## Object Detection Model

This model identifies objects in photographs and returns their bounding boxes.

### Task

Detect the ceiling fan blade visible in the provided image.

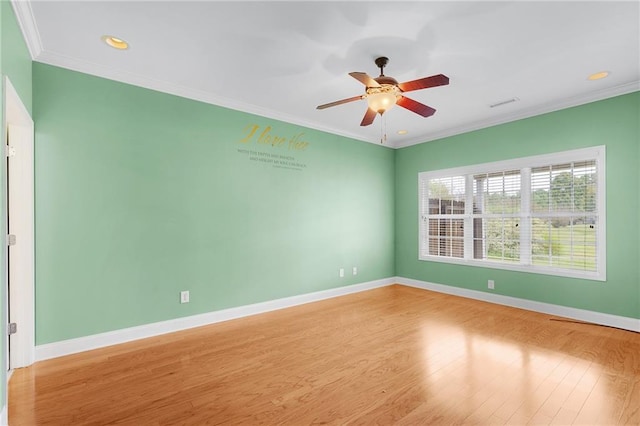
[398,74,449,92]
[316,95,363,110]
[349,72,381,88]
[360,108,377,126]
[397,96,437,117]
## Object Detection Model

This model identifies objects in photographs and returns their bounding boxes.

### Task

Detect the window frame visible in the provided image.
[418,146,606,281]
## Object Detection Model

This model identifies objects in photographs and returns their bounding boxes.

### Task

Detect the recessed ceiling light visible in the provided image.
[588,71,609,81]
[101,35,129,50]
[397,130,408,135]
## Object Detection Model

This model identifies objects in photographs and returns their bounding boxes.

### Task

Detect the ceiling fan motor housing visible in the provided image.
[374,75,399,86]
[366,84,400,98]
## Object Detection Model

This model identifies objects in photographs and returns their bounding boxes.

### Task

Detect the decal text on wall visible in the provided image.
[239,124,310,151]
[236,124,310,171]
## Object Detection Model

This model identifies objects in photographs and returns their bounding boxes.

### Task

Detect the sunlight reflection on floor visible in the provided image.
[418,319,607,424]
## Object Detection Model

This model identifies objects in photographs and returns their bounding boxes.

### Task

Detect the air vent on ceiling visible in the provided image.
[489,97,520,108]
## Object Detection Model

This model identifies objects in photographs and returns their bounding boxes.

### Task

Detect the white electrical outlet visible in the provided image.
[488,280,495,290]
[180,290,190,303]
[352,266,358,275]
[339,268,345,278]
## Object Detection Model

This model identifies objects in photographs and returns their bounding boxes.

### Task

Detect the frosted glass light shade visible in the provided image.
[367,92,397,114]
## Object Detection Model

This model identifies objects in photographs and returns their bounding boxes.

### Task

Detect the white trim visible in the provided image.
[28,42,638,149]
[33,276,639,362]
[0,403,6,426]
[595,148,606,276]
[418,145,606,178]
[35,278,395,361]
[32,50,372,146]
[520,167,532,265]
[397,277,640,333]
[3,78,36,369]
[9,0,639,149]
[418,146,606,281]
[417,255,604,281]
[463,174,474,260]
[10,0,43,60]
[0,370,12,425]
[395,81,640,149]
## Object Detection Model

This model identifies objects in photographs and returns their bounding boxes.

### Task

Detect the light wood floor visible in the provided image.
[9,285,640,425]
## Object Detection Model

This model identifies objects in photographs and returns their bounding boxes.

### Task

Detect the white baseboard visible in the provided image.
[35,278,395,361]
[1,370,13,426]
[34,276,639,362]
[397,276,640,332]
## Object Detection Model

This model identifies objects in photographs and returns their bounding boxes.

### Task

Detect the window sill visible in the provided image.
[418,255,606,282]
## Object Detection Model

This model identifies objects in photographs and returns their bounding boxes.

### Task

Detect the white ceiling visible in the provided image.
[13,1,640,148]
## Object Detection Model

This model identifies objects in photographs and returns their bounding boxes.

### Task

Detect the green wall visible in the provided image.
[7,0,640,360]
[395,92,640,319]
[1,0,33,414]
[33,63,395,344]
[1,0,31,114]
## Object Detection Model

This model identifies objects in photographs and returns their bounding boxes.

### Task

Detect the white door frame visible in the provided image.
[3,76,35,371]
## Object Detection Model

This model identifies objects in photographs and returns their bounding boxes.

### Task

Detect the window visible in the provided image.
[419,146,605,281]
[426,176,465,258]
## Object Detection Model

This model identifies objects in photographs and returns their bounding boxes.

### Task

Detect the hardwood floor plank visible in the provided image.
[9,285,640,425]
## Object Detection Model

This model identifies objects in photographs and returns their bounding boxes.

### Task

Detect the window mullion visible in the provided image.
[464,174,474,259]
[520,167,531,265]
[418,174,427,259]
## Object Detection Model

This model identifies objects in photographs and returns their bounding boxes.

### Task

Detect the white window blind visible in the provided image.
[472,170,521,263]
[421,176,466,258]
[530,161,598,272]
[418,147,605,281]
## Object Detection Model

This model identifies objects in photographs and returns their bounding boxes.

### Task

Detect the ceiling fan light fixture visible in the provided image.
[367,92,396,114]
[366,85,398,114]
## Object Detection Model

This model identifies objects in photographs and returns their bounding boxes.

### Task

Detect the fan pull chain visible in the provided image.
[380,114,388,144]
[385,115,388,144]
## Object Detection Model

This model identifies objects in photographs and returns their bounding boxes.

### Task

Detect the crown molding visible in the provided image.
[395,80,640,149]
[10,0,43,59]
[29,35,639,151]
[34,50,384,147]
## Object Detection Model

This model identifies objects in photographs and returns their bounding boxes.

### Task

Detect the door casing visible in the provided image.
[3,76,35,372]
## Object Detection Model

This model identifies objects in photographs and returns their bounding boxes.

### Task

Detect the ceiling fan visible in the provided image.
[317,57,449,126]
